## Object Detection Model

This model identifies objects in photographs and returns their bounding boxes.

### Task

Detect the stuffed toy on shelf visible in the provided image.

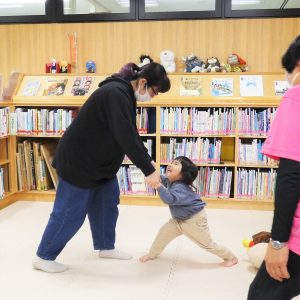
[138,55,154,68]
[227,53,249,72]
[160,50,176,73]
[204,56,222,72]
[182,54,206,73]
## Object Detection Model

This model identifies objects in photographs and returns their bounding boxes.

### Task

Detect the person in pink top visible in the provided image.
[248,35,300,300]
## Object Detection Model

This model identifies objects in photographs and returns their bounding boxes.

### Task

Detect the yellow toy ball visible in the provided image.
[242,239,251,248]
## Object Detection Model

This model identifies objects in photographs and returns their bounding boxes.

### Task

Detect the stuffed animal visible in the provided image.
[59,60,69,73]
[183,54,206,73]
[138,55,154,68]
[205,57,221,72]
[243,231,270,269]
[227,53,249,72]
[160,50,176,73]
[50,58,57,73]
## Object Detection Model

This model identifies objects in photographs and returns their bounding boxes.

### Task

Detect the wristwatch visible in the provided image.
[269,238,288,250]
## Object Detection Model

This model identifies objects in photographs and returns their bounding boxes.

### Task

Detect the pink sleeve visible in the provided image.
[262,88,300,163]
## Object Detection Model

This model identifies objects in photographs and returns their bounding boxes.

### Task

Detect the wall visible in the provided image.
[0,18,299,82]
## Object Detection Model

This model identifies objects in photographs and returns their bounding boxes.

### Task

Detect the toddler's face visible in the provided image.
[166,160,182,183]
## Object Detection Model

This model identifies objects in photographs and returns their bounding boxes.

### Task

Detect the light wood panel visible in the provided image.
[0,18,300,85]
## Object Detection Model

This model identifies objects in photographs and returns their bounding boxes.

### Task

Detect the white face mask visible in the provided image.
[134,85,152,102]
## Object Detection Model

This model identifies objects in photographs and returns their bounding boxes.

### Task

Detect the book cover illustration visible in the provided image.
[211,78,233,96]
[21,80,41,96]
[274,80,289,96]
[180,76,202,96]
[70,76,94,96]
[43,79,68,96]
[240,75,264,96]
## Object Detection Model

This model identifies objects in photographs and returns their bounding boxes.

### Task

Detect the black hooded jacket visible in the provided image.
[52,75,155,188]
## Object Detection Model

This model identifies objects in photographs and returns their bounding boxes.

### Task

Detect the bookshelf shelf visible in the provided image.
[238,164,278,168]
[16,134,62,138]
[238,135,268,138]
[160,134,236,138]
[161,161,235,167]
[1,72,285,211]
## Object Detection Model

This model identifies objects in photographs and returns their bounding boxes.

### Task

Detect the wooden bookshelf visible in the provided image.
[1,72,286,211]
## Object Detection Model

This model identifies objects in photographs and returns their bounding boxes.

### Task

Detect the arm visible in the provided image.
[271,158,300,241]
[265,158,300,282]
[104,88,155,176]
[157,184,184,205]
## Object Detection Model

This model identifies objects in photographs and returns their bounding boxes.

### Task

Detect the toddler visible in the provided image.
[140,156,238,267]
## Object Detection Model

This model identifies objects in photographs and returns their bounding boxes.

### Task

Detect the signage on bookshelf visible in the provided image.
[211,78,233,96]
[180,76,202,96]
[240,75,264,96]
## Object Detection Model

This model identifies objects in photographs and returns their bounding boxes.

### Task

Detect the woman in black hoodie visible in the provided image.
[33,62,170,273]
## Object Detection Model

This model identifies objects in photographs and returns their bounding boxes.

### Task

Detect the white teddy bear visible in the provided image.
[160,50,176,73]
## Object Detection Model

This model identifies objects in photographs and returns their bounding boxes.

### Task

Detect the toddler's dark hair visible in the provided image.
[174,156,198,185]
[282,35,300,73]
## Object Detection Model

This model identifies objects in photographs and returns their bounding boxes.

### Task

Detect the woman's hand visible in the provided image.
[265,243,290,282]
[145,170,161,189]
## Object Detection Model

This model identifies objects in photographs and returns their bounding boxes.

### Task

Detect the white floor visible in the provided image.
[0,201,299,300]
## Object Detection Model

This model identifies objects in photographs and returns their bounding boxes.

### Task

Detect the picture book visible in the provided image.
[211,78,233,96]
[70,76,94,96]
[21,79,41,96]
[40,142,58,190]
[274,80,289,96]
[43,79,68,96]
[240,75,264,96]
[180,76,202,96]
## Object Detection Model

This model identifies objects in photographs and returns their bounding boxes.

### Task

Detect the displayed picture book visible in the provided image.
[274,80,289,96]
[70,76,94,96]
[43,79,68,96]
[211,78,233,96]
[180,76,202,96]
[21,79,41,96]
[240,75,264,96]
[40,142,58,190]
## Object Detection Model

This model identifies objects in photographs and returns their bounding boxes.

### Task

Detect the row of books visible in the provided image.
[0,167,5,199]
[16,140,58,191]
[160,107,236,135]
[238,139,278,166]
[117,165,155,195]
[14,108,78,135]
[160,137,222,164]
[136,107,149,134]
[0,107,9,137]
[194,167,233,199]
[3,106,278,137]
[238,108,277,135]
[123,139,153,164]
[236,168,277,200]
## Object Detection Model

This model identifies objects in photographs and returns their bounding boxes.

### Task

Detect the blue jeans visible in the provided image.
[37,177,120,260]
